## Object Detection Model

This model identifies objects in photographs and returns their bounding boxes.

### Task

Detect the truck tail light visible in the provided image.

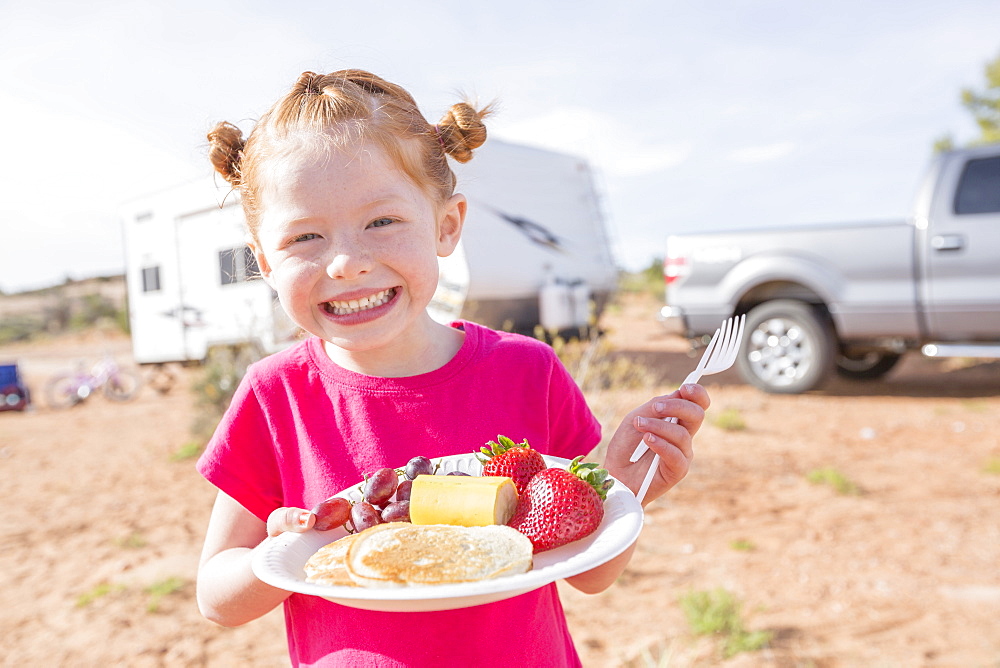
[664,255,690,286]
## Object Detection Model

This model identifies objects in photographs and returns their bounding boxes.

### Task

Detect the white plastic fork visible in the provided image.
[631,314,746,503]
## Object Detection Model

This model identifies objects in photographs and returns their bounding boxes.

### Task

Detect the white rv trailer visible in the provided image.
[120,139,618,365]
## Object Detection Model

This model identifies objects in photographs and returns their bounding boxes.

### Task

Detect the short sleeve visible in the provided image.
[196,373,283,522]
[545,351,602,460]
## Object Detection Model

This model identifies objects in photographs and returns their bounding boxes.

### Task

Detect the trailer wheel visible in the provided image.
[737,300,836,394]
[835,351,902,380]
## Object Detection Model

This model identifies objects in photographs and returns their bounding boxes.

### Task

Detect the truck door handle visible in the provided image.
[931,234,965,251]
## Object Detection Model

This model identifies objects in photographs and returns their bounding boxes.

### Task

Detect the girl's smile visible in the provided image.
[320,286,398,317]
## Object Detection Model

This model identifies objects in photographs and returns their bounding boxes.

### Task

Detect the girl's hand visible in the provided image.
[602,383,710,506]
[266,507,316,537]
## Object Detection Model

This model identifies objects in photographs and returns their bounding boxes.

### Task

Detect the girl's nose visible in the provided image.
[325,244,372,280]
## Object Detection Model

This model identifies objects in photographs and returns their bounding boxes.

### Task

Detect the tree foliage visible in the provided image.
[936,49,1000,151]
[961,51,1000,144]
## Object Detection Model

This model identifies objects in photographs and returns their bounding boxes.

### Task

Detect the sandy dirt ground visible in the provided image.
[2,292,999,667]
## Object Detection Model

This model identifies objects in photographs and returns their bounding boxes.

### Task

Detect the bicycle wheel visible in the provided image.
[103,368,142,401]
[46,374,85,409]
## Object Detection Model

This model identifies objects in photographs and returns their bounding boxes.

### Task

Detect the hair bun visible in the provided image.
[436,102,491,163]
[293,71,328,97]
[207,121,245,185]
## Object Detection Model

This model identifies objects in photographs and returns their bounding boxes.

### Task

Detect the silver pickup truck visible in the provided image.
[659,144,1000,393]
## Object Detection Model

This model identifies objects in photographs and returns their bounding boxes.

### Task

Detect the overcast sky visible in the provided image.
[1,0,998,292]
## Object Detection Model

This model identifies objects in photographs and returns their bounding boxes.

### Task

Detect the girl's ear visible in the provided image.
[436,193,466,257]
[248,238,275,289]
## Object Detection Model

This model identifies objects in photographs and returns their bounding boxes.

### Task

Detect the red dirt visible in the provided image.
[2,293,998,666]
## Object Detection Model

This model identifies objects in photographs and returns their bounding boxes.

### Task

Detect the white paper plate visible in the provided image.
[252,453,644,612]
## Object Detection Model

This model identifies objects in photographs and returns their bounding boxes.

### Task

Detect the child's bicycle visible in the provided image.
[45,354,142,409]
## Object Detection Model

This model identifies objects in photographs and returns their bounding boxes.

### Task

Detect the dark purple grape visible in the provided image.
[310,496,352,531]
[404,456,434,479]
[363,467,398,506]
[350,501,384,533]
[446,471,471,476]
[395,478,413,502]
[381,500,411,523]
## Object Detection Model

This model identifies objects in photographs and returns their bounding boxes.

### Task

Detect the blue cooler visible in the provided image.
[0,363,30,412]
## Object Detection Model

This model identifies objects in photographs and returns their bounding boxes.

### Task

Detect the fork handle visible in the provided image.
[636,453,659,503]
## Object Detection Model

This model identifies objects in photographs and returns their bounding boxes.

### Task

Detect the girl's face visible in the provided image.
[251,141,465,375]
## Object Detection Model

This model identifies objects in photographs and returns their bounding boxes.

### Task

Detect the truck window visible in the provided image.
[219,246,260,285]
[141,266,161,293]
[954,156,1000,215]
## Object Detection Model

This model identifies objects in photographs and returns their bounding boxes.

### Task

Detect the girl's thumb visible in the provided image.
[267,507,315,537]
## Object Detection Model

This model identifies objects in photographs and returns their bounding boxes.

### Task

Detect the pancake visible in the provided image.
[344,522,533,588]
[303,533,364,587]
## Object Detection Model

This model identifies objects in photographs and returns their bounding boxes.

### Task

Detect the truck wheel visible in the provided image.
[738,300,836,394]
[835,351,901,380]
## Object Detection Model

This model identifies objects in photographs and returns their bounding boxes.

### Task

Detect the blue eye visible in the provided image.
[368,218,394,229]
[292,233,319,242]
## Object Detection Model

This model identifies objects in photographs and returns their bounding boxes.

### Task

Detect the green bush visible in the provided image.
[806,467,860,495]
[190,344,263,441]
[618,258,665,298]
[542,329,652,393]
[678,588,772,658]
[145,576,186,613]
[712,407,747,431]
[75,582,126,607]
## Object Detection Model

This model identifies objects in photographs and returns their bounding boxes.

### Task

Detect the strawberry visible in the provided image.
[507,456,614,553]
[477,435,546,495]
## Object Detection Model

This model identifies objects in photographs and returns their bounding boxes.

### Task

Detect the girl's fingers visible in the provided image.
[603,384,711,502]
[266,507,315,537]
[631,385,709,426]
[678,382,711,411]
[645,434,691,487]
[635,415,695,460]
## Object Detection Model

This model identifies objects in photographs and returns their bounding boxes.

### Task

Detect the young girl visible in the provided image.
[196,69,709,667]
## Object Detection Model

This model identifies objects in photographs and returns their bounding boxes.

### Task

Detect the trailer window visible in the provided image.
[141,266,161,293]
[954,156,1000,215]
[219,246,261,285]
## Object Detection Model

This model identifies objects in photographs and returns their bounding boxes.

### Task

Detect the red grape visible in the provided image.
[363,467,399,506]
[395,478,413,502]
[350,501,383,533]
[311,496,351,531]
[404,456,434,479]
[381,500,411,523]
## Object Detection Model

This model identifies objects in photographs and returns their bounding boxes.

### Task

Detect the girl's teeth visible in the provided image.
[326,289,394,315]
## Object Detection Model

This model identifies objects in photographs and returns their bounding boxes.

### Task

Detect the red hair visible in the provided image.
[207,69,491,239]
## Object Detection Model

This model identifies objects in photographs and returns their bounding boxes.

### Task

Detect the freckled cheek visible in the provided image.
[270,263,321,309]
[407,257,443,297]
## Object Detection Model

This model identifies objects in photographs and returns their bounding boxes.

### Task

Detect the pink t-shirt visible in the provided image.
[198,321,602,667]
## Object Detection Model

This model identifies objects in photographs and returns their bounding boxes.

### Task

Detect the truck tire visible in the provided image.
[738,300,836,394]
[835,351,902,380]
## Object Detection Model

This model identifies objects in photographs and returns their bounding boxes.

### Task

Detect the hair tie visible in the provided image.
[433,125,447,151]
